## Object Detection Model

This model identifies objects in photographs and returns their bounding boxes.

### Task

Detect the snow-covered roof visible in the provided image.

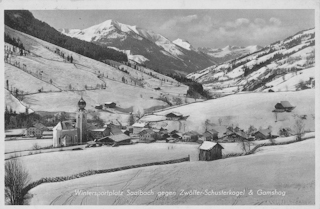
[105,102,116,105]
[107,134,131,142]
[199,141,224,150]
[132,122,148,128]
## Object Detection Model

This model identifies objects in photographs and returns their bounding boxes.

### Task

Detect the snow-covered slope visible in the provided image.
[198,45,263,64]
[189,28,315,93]
[61,19,216,74]
[5,26,188,116]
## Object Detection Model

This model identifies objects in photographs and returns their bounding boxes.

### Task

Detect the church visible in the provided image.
[52,97,88,147]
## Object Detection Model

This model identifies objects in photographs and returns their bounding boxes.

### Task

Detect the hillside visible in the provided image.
[188,28,315,95]
[29,138,315,205]
[61,19,216,74]
[4,10,128,63]
[198,45,263,64]
[4,26,189,122]
[141,89,315,134]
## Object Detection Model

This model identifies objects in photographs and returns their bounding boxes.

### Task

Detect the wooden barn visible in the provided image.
[94,104,103,109]
[104,102,116,108]
[202,129,219,141]
[224,130,248,142]
[199,141,224,161]
[275,101,295,112]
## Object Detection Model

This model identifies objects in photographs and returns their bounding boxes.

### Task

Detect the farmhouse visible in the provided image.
[275,101,295,112]
[182,131,199,142]
[104,102,116,108]
[165,112,189,121]
[199,141,224,161]
[88,128,108,140]
[138,128,157,143]
[94,104,103,109]
[53,121,78,147]
[132,122,149,134]
[202,129,219,141]
[253,128,271,140]
[25,123,48,138]
[224,129,248,142]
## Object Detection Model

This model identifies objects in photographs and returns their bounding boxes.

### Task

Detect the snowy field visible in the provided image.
[18,142,249,182]
[149,89,315,133]
[5,139,52,153]
[29,138,314,205]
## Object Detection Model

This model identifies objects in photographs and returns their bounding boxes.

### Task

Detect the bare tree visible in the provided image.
[5,159,30,205]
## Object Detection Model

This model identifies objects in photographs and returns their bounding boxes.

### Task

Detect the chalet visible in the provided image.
[253,129,271,140]
[182,131,199,142]
[25,123,48,139]
[98,134,131,146]
[171,132,183,140]
[202,129,219,141]
[138,128,156,143]
[104,102,116,108]
[132,122,149,134]
[224,130,248,142]
[275,101,295,112]
[53,121,78,147]
[170,130,179,135]
[199,141,224,161]
[165,112,189,121]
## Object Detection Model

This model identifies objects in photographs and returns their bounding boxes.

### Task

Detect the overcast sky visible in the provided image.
[30,9,314,48]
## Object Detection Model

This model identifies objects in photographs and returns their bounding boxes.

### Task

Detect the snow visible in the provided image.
[5,89,34,114]
[30,138,315,205]
[5,138,52,153]
[265,67,314,91]
[173,39,192,51]
[151,89,315,133]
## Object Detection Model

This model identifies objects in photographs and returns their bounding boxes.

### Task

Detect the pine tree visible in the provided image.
[70,55,73,63]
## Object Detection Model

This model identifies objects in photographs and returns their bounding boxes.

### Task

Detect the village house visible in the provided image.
[253,128,272,140]
[182,131,199,142]
[53,121,78,147]
[223,129,249,142]
[88,127,109,140]
[274,101,295,112]
[94,104,103,109]
[202,129,219,141]
[138,128,157,143]
[199,141,224,161]
[132,122,149,134]
[25,123,48,138]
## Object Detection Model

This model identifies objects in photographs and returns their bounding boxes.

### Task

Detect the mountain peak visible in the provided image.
[173,38,194,51]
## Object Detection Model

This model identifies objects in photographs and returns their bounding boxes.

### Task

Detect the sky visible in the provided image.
[30,9,315,48]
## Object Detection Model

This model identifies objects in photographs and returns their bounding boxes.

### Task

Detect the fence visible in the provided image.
[22,155,190,195]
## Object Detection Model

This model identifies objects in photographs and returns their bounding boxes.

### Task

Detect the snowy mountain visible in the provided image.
[60,19,216,74]
[173,39,196,51]
[188,28,315,94]
[198,45,263,64]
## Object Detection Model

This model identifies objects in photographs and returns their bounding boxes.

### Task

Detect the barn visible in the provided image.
[199,141,224,161]
[165,112,189,121]
[275,101,295,112]
[97,134,131,146]
[104,102,116,108]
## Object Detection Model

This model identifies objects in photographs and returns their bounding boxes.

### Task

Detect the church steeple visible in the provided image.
[78,97,86,110]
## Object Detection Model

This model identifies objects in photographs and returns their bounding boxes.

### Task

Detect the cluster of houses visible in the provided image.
[95,102,117,110]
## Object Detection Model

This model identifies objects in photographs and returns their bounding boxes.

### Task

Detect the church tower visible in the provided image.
[76,97,87,144]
